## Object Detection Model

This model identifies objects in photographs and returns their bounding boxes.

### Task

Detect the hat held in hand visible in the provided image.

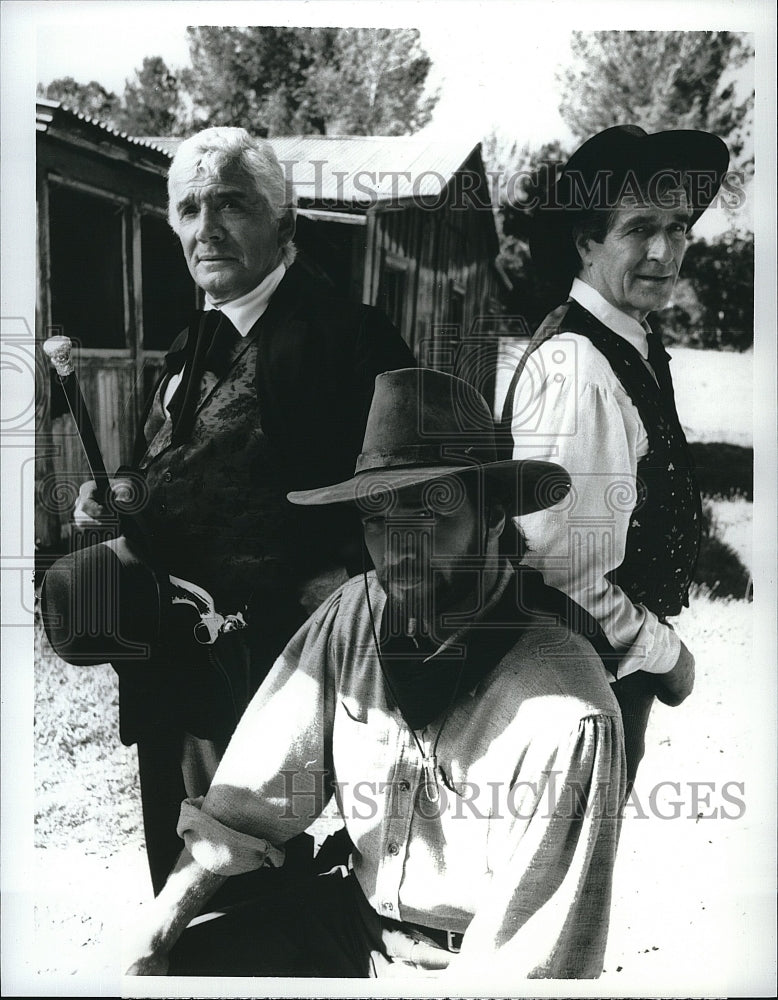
[40,535,165,666]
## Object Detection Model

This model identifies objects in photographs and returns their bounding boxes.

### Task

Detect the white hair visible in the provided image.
[167,127,297,265]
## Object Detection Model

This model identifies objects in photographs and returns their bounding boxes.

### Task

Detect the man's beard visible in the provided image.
[382,526,484,644]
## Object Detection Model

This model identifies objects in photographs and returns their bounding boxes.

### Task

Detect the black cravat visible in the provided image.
[645,325,675,398]
[168,309,240,444]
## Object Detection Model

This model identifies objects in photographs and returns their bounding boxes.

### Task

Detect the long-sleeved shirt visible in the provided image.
[508,278,683,678]
[177,567,626,979]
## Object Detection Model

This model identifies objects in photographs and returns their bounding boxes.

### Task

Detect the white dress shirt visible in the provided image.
[509,278,682,679]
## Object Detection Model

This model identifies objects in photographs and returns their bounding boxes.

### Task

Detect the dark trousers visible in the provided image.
[612,669,656,792]
[122,594,313,895]
[167,870,383,977]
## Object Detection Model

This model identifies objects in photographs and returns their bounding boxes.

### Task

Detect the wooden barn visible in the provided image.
[35,101,510,550]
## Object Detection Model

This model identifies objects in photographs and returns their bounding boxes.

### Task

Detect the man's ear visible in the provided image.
[278,208,296,248]
[574,231,590,264]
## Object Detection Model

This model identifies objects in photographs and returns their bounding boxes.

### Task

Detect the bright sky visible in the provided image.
[31,2,578,149]
[26,0,761,237]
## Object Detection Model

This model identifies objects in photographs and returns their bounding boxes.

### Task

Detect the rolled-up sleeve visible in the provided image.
[177,797,286,876]
[176,590,343,875]
[446,711,625,979]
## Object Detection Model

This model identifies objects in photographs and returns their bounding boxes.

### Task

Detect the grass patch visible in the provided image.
[690,442,753,500]
[692,498,752,602]
[35,620,143,854]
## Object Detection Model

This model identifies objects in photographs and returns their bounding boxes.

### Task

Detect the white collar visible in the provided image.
[204,262,286,337]
[569,278,650,360]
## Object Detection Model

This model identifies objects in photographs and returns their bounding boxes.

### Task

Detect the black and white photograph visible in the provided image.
[1,0,775,995]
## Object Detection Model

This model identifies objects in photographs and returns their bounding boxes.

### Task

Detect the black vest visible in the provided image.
[501,300,701,619]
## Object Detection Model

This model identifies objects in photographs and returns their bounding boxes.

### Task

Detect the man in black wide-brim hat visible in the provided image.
[124,368,626,980]
[501,124,730,787]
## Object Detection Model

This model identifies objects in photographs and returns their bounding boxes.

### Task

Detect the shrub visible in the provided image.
[693,499,752,600]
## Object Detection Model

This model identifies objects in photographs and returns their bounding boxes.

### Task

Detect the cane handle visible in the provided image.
[43,335,75,378]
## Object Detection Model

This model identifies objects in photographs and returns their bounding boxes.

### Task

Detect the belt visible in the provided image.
[381,916,463,954]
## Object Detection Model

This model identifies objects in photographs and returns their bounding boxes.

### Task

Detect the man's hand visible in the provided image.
[124,952,169,977]
[73,478,134,525]
[374,928,452,973]
[122,848,226,977]
[656,638,695,706]
[122,904,171,976]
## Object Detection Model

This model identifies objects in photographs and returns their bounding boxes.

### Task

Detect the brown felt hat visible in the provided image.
[287,368,570,513]
[530,124,730,282]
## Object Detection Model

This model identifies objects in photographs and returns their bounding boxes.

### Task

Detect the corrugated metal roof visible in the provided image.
[37,103,491,210]
[268,135,484,206]
[36,100,175,160]
[128,134,488,208]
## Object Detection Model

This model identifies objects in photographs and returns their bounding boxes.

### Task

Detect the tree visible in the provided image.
[558,31,754,174]
[656,233,754,351]
[37,77,122,126]
[116,56,184,136]
[306,28,438,135]
[180,26,321,134]
[180,26,438,136]
[483,135,572,326]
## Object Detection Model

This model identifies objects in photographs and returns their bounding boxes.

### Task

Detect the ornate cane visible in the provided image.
[43,335,112,507]
[42,334,247,645]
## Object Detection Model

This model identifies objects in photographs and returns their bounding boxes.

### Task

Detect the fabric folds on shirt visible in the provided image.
[378,563,619,730]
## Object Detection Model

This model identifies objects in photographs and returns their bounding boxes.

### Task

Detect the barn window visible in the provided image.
[141,213,197,350]
[48,183,127,350]
[448,281,466,336]
[379,253,409,336]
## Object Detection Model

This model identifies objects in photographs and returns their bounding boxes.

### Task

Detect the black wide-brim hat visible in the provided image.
[40,535,165,666]
[288,368,571,513]
[530,124,730,282]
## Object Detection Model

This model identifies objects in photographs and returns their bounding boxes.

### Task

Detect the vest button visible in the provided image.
[163,471,173,483]
[388,842,399,856]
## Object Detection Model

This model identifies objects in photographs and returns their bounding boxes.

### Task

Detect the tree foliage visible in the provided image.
[116,56,184,136]
[312,28,438,135]
[38,27,437,138]
[37,77,122,126]
[558,31,754,173]
[180,26,322,134]
[38,60,183,135]
[180,26,437,136]
[655,233,754,351]
[483,135,572,327]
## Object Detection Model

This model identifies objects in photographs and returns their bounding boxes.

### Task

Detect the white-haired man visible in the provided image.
[75,127,415,895]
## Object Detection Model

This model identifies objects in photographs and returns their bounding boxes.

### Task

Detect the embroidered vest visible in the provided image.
[501,300,701,618]
[138,329,293,610]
